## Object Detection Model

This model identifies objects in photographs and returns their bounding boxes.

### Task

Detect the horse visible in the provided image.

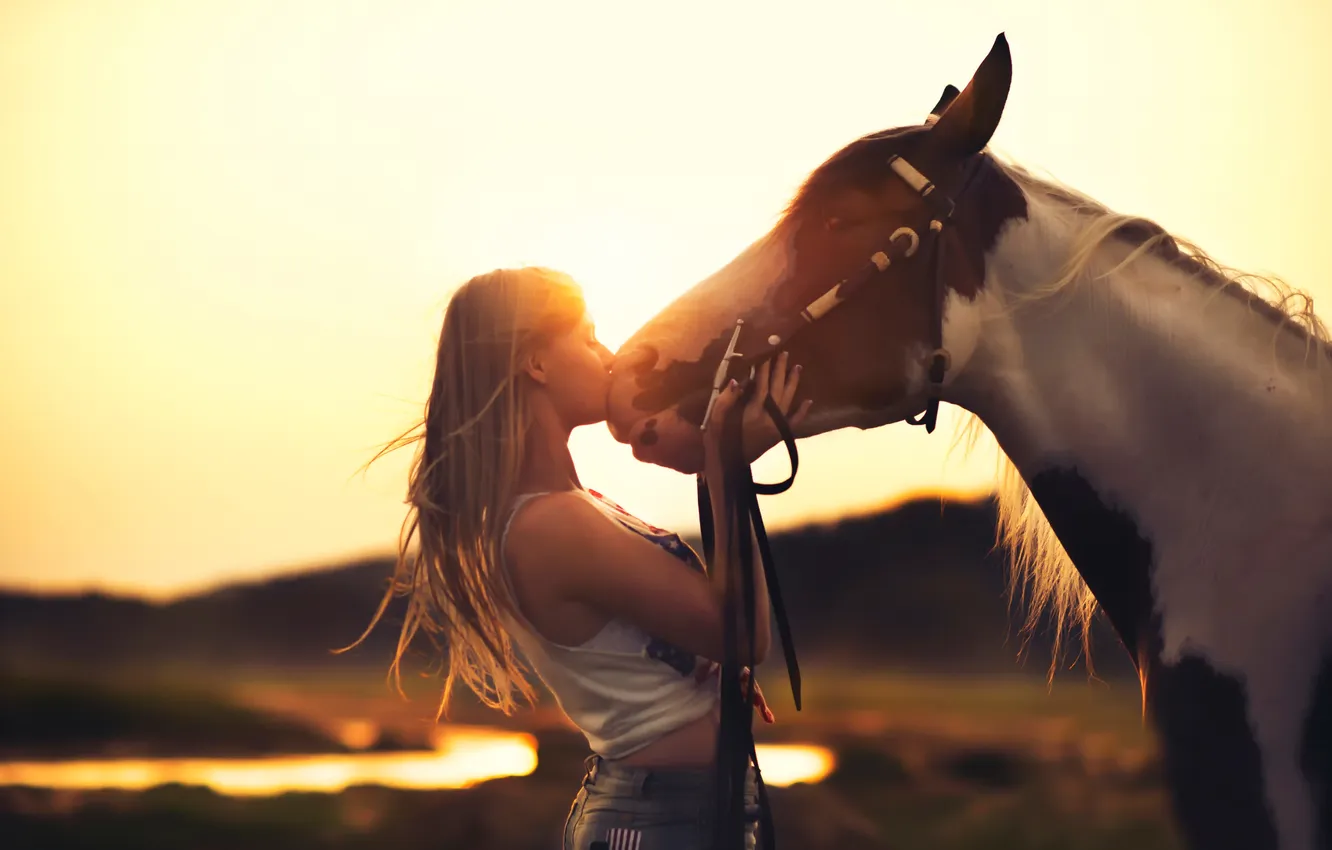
[604,33,1332,850]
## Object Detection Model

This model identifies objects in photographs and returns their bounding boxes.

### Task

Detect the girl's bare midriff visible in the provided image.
[614,705,721,767]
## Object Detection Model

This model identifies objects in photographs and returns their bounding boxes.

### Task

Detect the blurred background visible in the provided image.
[3,1,1328,847]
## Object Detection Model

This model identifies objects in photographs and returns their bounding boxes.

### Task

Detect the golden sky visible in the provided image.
[2,0,1328,598]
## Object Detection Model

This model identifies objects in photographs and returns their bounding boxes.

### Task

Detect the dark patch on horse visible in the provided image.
[946,155,1027,298]
[1151,656,1280,850]
[1027,466,1280,849]
[638,418,659,447]
[1025,467,1157,661]
[1301,651,1332,849]
[627,334,728,424]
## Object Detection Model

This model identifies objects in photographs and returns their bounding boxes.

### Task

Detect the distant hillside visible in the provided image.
[0,669,348,759]
[748,496,1133,678]
[0,496,1136,682]
[0,556,404,674]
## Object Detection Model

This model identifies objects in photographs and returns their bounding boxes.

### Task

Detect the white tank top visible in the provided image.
[499,488,719,760]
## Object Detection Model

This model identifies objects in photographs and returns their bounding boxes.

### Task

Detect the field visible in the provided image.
[0,664,1185,850]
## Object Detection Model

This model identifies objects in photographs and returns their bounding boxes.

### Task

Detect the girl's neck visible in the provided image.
[517,412,581,494]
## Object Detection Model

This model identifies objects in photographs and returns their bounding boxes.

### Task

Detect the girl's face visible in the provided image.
[532,311,616,429]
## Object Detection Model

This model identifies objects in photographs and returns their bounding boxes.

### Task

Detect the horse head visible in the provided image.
[606,35,1021,474]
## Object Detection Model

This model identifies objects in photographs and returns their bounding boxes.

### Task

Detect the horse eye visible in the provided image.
[825,217,844,232]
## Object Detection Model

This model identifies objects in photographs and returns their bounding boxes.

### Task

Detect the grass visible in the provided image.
[767,665,1154,750]
[0,669,345,759]
[0,664,1185,849]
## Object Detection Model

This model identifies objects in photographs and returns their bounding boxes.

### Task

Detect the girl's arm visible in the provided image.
[507,355,807,668]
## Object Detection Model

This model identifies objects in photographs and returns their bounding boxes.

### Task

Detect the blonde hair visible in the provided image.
[346,267,587,718]
[958,154,1330,678]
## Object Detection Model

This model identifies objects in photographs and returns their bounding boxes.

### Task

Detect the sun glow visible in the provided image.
[499,207,694,352]
[2,0,1326,595]
[0,733,835,795]
[753,744,837,787]
[0,728,538,797]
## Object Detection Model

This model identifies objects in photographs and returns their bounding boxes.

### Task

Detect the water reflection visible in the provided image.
[0,727,538,796]
[0,728,835,796]
[754,744,835,787]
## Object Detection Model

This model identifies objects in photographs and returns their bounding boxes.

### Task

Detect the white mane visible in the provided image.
[955,152,1330,677]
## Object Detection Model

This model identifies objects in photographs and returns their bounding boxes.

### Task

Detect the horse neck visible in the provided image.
[956,187,1332,485]
[949,187,1332,657]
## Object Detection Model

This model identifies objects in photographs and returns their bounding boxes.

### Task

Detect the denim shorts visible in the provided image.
[562,754,760,850]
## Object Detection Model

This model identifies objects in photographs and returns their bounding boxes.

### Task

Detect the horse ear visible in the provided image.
[930,33,1012,156]
[928,84,961,120]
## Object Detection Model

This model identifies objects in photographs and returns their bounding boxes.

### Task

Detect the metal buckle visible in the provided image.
[890,227,920,258]
[700,319,746,432]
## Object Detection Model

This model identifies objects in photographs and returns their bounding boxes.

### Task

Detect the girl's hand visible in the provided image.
[693,660,775,723]
[704,351,812,465]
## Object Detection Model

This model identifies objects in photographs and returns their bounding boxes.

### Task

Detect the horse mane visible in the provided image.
[955,151,1330,678]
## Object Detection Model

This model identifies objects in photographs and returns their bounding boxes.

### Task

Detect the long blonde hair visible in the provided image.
[348,267,587,718]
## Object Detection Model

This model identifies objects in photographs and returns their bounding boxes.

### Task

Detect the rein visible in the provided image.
[697,151,983,850]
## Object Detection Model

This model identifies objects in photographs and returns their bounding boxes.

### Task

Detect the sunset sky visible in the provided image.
[3,0,1328,599]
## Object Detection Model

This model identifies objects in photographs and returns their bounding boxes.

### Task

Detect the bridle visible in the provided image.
[698,144,986,850]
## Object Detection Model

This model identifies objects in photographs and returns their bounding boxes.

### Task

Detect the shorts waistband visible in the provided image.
[581,754,755,800]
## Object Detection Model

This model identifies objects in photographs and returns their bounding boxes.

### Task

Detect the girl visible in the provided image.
[363,266,810,849]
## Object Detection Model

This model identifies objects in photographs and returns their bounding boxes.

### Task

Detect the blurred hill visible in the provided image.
[0,495,1135,681]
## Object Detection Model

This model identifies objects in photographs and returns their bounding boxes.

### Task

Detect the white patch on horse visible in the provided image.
[954,186,1332,849]
[939,288,985,387]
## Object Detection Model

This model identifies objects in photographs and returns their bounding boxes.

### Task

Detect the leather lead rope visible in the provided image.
[699,384,802,850]
[701,221,947,849]
[697,152,982,849]
[903,231,948,433]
